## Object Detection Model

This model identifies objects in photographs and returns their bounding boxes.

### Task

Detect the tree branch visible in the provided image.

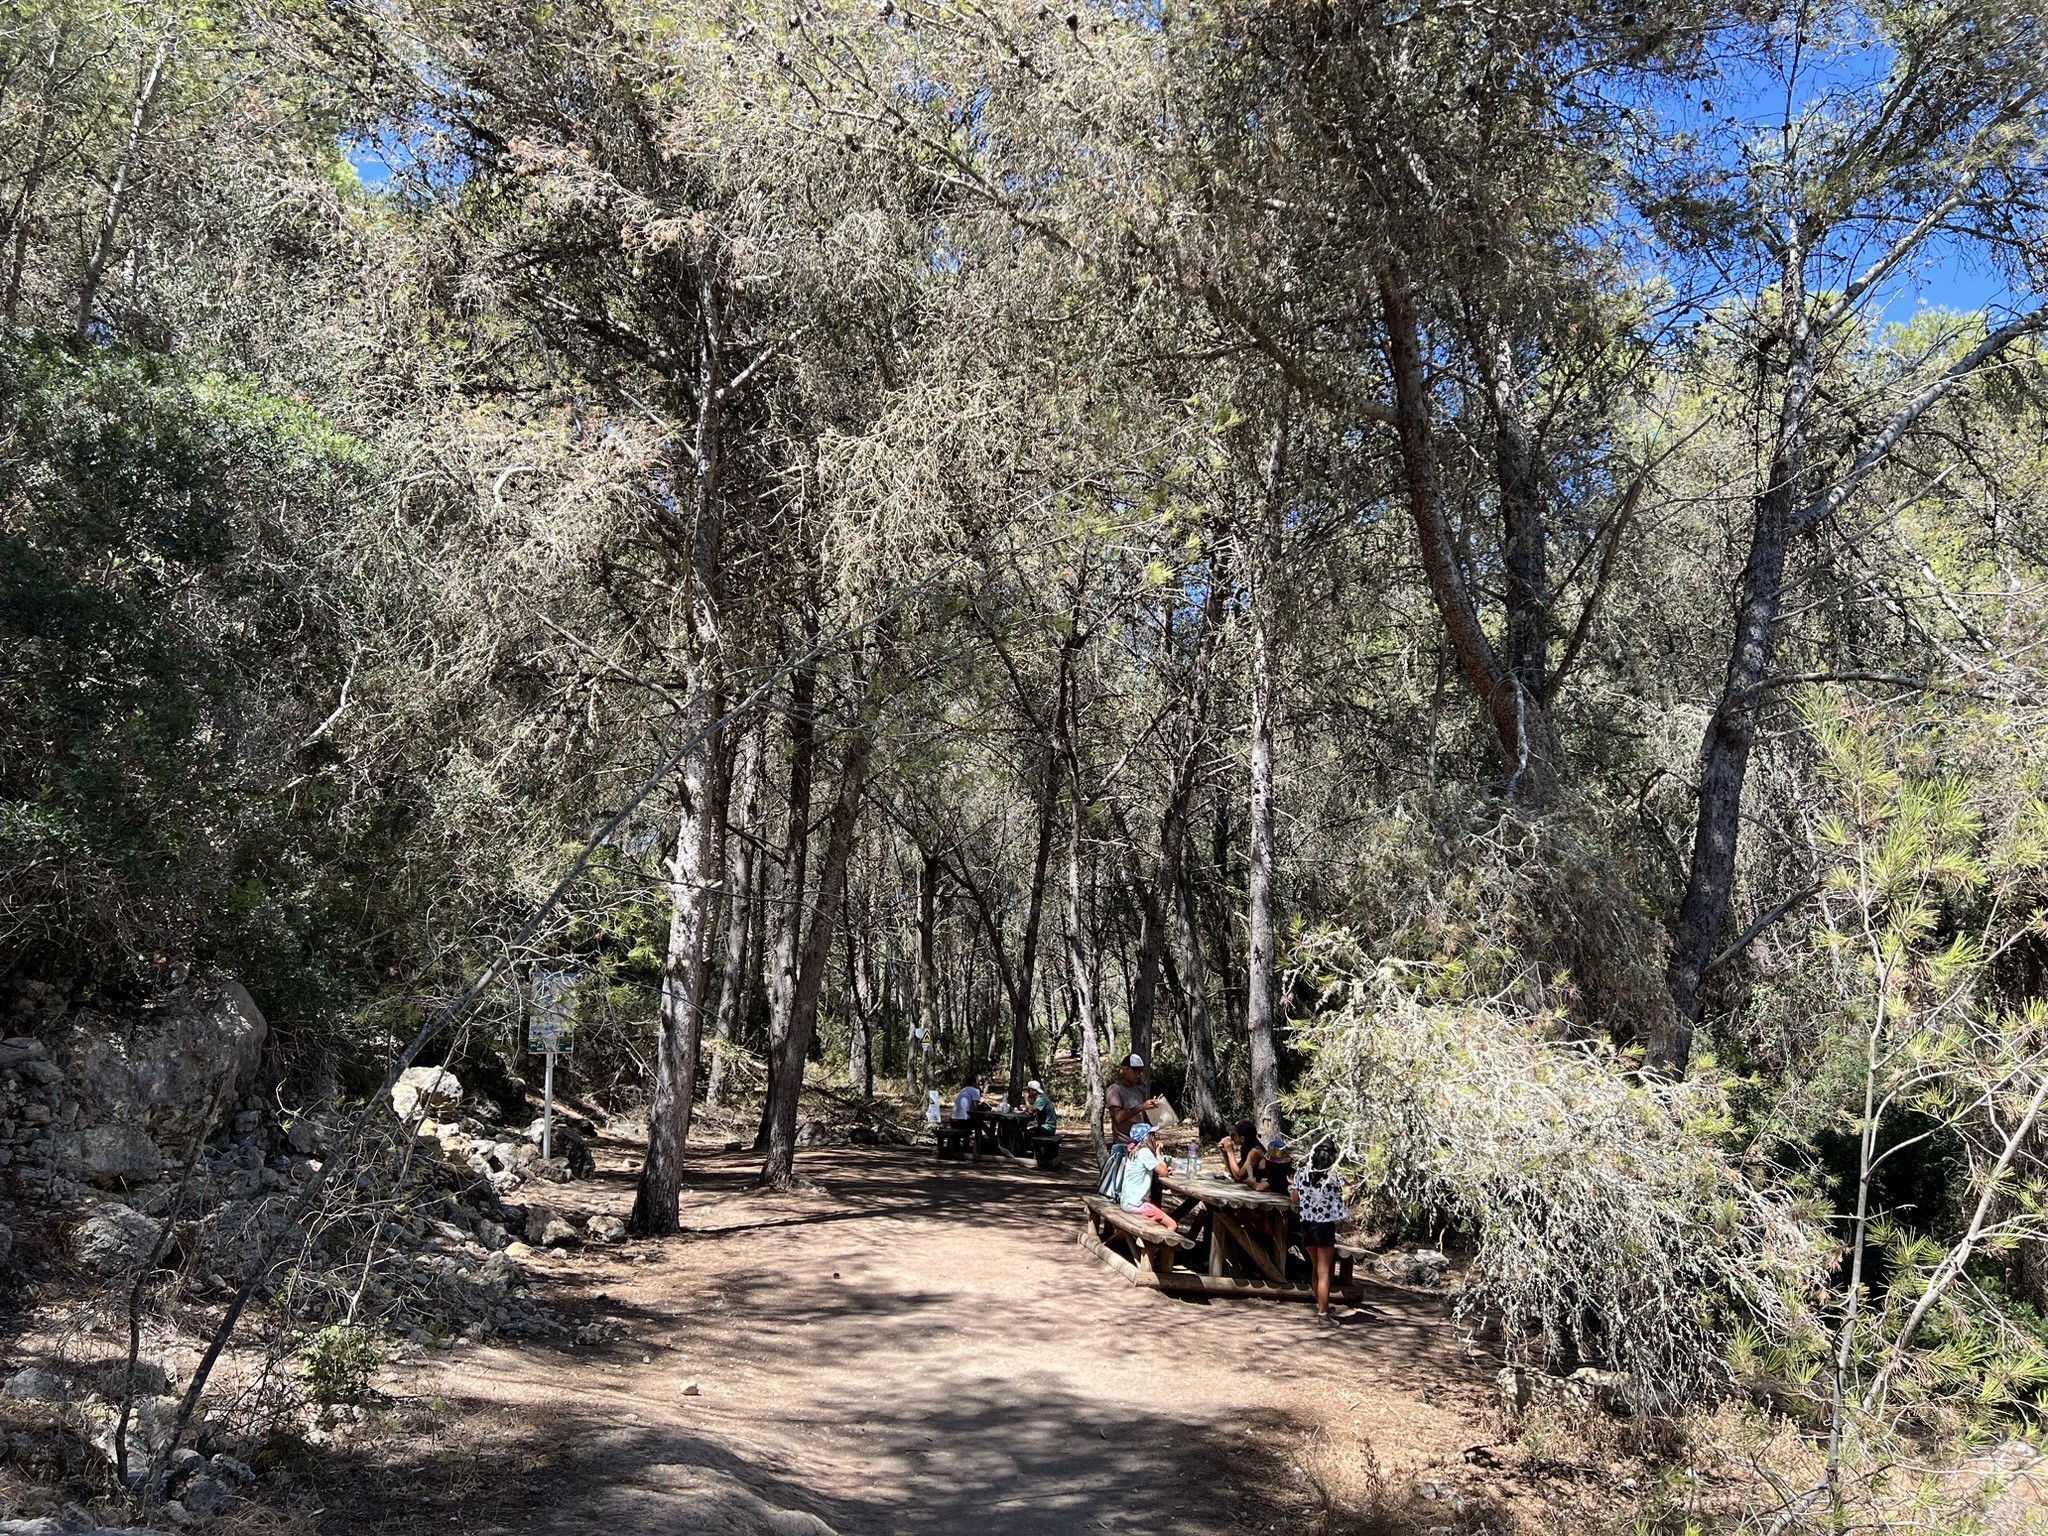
[1793,309,2048,536]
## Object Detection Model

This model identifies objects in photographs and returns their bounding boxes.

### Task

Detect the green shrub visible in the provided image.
[298,1324,387,1407]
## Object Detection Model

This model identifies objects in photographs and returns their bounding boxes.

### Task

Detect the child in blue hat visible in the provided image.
[1117,1123,1177,1229]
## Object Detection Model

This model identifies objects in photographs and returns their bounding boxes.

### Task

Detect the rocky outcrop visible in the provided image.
[47,980,267,1149]
[53,1125,162,1186]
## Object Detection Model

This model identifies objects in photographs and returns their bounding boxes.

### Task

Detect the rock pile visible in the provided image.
[0,978,609,1347]
[1373,1247,1450,1287]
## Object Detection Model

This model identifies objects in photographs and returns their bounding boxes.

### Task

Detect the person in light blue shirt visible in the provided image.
[1116,1124,1177,1229]
[952,1076,982,1124]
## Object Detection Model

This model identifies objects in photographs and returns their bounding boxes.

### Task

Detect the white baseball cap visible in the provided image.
[1027,1080,1042,1092]
[1125,1053,1146,1070]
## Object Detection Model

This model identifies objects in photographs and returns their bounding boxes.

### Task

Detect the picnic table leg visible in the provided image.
[1267,1218,1292,1281]
[1212,1210,1288,1285]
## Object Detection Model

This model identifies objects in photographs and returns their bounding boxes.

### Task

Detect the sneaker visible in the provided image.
[1315,1310,1337,1328]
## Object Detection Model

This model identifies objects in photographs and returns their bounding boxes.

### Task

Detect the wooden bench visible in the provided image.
[1031,1132,1061,1170]
[933,1121,971,1160]
[1336,1241,1369,1286]
[1078,1194,1194,1288]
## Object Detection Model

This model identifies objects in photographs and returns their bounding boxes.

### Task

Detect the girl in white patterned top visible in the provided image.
[1291,1140,1350,1324]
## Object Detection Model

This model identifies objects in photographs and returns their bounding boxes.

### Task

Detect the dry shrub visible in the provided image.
[1328,806,1676,1045]
[1292,933,1829,1410]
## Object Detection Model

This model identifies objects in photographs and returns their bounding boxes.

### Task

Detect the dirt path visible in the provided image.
[318,1145,1499,1535]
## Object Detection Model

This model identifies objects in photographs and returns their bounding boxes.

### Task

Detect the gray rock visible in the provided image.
[0,1221,13,1264]
[20,1060,64,1087]
[0,1036,49,1070]
[94,1358,174,1397]
[522,1118,596,1178]
[72,1203,160,1275]
[392,1066,462,1122]
[178,1476,233,1517]
[521,1207,556,1245]
[46,980,267,1150]
[586,1214,628,1244]
[283,1116,328,1156]
[539,1218,581,1249]
[1566,1365,1635,1414]
[3,1366,66,1402]
[82,1393,184,1468]
[1379,1247,1449,1287]
[476,1251,521,1293]
[207,1455,254,1486]
[53,1125,163,1188]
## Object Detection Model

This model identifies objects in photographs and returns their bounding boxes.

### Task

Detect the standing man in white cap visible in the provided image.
[1094,1052,1166,1201]
[1105,1053,1164,1147]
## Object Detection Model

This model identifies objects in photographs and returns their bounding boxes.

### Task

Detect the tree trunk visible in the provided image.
[1378,262,1559,797]
[847,894,875,1098]
[913,852,938,1093]
[1066,790,1108,1164]
[940,845,1046,1089]
[74,37,171,339]
[1478,324,1550,702]
[1006,735,1063,1098]
[758,652,818,1150]
[761,730,875,1187]
[1170,859,1227,1135]
[1245,410,1286,1137]
[706,722,762,1109]
[3,25,71,326]
[1127,586,1226,1072]
[1654,240,1817,1074]
[629,259,729,1237]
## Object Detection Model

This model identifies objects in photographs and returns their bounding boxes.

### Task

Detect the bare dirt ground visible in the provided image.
[308,1140,1510,1536]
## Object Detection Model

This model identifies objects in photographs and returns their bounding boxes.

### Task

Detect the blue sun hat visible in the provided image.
[1129,1123,1156,1142]
[1267,1135,1288,1152]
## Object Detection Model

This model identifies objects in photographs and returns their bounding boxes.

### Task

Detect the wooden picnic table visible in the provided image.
[1071,1166,1367,1304]
[970,1104,1036,1157]
[1155,1171,1304,1294]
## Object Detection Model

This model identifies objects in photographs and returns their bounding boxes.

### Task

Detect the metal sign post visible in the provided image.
[527,971,576,1162]
[542,1045,555,1161]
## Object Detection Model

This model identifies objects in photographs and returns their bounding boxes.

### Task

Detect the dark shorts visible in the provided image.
[1300,1220,1338,1248]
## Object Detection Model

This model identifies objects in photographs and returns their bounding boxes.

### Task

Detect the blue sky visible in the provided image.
[346,132,401,191]
[1626,24,2033,326]
[345,21,2025,326]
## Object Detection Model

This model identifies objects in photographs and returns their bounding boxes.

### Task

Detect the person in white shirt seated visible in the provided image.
[950,1075,986,1156]
[951,1075,983,1127]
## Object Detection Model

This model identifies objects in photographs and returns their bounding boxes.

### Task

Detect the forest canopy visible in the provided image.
[5,0,2048,1516]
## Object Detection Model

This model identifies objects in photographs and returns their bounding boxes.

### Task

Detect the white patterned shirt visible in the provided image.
[1292,1166,1349,1224]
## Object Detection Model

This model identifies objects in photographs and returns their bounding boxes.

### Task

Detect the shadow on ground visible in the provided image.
[304,1147,1495,1536]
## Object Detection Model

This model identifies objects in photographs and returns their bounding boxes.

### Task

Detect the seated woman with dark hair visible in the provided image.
[1219,1119,1264,1185]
